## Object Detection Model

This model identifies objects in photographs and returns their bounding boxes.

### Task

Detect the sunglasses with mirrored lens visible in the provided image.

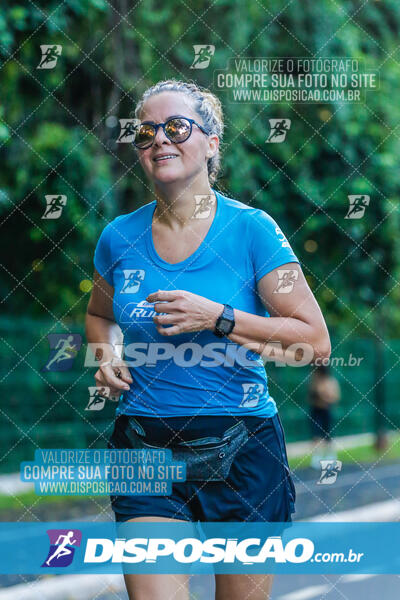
[133,117,209,149]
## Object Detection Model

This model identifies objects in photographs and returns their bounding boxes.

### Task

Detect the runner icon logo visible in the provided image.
[42,529,82,568]
[41,334,82,372]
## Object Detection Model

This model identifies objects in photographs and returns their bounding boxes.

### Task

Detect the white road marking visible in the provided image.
[305,497,400,522]
[340,573,376,582]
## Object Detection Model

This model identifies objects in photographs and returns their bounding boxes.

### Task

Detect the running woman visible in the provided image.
[86,79,331,600]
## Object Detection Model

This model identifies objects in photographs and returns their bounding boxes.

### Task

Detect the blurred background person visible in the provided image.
[308,364,341,469]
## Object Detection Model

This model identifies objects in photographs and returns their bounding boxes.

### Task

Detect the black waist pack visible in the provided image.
[124,417,249,482]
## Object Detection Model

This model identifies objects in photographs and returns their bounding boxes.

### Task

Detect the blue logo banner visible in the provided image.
[0,522,399,574]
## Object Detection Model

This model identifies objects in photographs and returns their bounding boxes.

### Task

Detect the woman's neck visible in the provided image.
[153,182,215,228]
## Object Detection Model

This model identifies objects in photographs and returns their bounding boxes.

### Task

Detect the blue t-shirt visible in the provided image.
[94,189,300,418]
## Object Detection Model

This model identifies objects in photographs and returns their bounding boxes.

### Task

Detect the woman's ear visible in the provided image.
[206,134,219,159]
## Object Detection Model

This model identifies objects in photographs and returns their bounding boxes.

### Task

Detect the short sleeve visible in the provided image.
[94,224,114,286]
[248,209,300,282]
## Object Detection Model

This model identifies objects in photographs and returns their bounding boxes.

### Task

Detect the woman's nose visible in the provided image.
[153,125,171,146]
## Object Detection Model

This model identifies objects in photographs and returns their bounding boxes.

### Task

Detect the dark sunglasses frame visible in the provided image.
[132,116,209,149]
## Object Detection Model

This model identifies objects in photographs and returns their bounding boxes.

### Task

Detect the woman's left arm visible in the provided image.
[148,261,331,364]
[227,262,331,363]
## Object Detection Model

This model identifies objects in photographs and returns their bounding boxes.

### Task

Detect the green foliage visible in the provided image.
[0,0,399,343]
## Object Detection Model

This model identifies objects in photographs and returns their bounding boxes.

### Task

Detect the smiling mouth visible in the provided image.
[153,155,179,163]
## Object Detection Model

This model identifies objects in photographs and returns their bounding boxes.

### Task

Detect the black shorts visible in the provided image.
[107,412,296,523]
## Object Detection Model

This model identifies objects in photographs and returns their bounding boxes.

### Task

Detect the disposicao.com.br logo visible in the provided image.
[83,536,363,565]
[42,529,82,567]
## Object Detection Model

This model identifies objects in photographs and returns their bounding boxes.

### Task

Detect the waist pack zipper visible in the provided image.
[139,437,232,451]
[177,437,232,450]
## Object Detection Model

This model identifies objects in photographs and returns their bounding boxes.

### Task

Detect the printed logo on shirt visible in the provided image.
[275,226,290,248]
[120,300,168,323]
[239,383,265,407]
[120,270,145,294]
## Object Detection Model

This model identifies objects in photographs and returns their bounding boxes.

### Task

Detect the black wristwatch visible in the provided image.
[214,304,235,338]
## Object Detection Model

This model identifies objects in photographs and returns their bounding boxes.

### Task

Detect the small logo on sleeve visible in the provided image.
[275,225,291,248]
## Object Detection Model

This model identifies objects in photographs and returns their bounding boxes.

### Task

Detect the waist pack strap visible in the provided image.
[124,418,249,482]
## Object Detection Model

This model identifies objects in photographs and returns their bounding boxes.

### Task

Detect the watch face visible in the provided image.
[219,318,231,331]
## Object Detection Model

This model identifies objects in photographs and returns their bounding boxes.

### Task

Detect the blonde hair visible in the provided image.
[135,79,224,185]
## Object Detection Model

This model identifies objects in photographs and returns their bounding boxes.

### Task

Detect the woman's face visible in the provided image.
[136,91,218,186]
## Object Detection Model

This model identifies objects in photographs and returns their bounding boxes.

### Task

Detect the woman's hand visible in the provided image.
[94,357,132,400]
[146,290,223,336]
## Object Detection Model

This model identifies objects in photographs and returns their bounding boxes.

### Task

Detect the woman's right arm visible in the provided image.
[85,269,132,396]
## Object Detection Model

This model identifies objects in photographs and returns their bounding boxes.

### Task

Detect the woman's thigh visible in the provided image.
[122,516,190,600]
[215,573,274,600]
